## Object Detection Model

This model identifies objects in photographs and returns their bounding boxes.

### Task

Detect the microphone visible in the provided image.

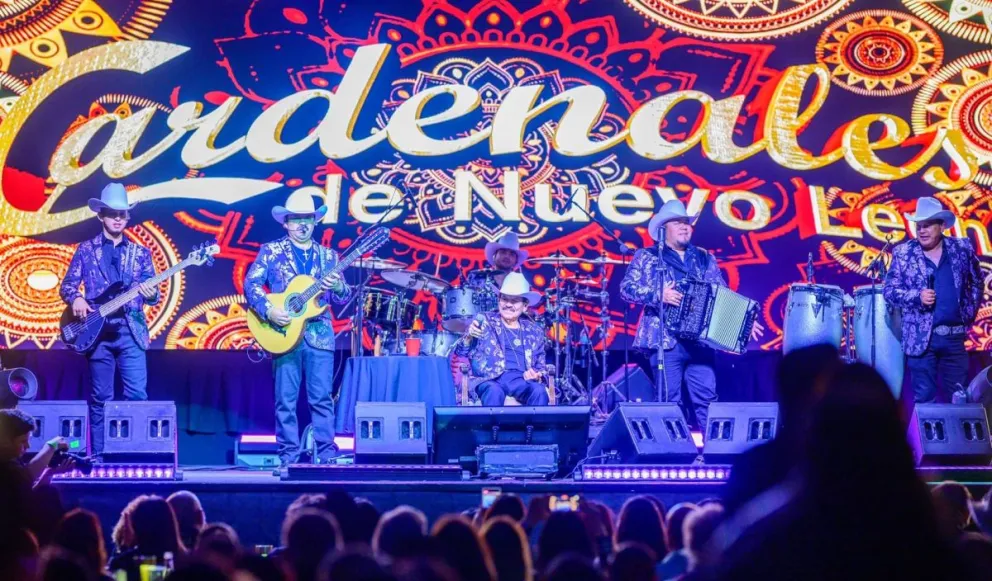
[927,273,935,290]
[461,313,487,347]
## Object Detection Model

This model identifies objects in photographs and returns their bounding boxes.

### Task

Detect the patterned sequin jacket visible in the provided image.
[883,237,983,356]
[454,311,548,388]
[620,245,726,351]
[244,236,352,351]
[59,234,161,350]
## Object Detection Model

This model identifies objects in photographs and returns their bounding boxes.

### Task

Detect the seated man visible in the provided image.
[456,272,550,406]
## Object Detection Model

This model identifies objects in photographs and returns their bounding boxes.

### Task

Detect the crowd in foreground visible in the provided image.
[3,344,992,581]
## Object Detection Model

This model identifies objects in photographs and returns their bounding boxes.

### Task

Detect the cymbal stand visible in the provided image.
[596,269,610,389]
[550,264,565,401]
[559,288,585,404]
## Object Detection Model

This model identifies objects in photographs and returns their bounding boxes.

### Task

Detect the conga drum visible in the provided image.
[783,283,844,353]
[853,285,904,398]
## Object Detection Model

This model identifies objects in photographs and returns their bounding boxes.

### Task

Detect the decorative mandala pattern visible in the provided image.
[904,0,992,45]
[0,235,75,347]
[815,11,943,97]
[354,58,630,245]
[624,0,854,41]
[165,295,254,350]
[912,51,992,187]
[0,0,172,73]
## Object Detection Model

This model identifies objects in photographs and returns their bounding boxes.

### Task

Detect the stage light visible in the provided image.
[0,367,38,407]
[579,465,731,482]
[52,464,180,481]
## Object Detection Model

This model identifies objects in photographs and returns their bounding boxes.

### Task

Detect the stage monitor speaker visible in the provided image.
[908,404,992,467]
[103,401,177,463]
[433,406,591,477]
[16,401,87,454]
[702,402,779,462]
[592,365,655,413]
[587,403,697,464]
[355,402,428,464]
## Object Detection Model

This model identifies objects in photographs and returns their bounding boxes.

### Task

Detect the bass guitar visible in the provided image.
[246,227,391,354]
[59,243,220,352]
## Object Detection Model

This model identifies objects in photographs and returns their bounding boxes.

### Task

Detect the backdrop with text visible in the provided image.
[0,0,990,351]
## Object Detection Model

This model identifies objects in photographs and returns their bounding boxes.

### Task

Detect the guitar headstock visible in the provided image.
[357,227,391,255]
[188,242,221,266]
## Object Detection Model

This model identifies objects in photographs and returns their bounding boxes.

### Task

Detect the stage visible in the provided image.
[48,464,992,548]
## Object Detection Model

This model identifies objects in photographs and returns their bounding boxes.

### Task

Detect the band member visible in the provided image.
[457,273,550,406]
[479,232,528,287]
[620,199,726,429]
[244,189,351,466]
[59,183,159,459]
[883,197,982,404]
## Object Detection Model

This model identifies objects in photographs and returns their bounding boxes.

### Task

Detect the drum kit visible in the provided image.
[782,258,903,395]
[342,250,624,404]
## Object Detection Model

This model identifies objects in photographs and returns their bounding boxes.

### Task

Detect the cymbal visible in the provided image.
[468,268,504,278]
[527,252,587,265]
[585,256,624,266]
[562,276,604,287]
[381,269,450,293]
[351,257,407,271]
[527,252,625,266]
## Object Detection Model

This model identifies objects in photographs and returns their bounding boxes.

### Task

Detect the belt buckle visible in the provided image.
[934,325,950,336]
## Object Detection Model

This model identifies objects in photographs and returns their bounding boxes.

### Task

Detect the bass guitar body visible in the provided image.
[59,282,123,353]
[245,275,327,355]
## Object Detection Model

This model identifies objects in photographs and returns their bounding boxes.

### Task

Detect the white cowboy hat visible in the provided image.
[485,232,529,269]
[87,183,136,213]
[905,196,956,228]
[499,272,542,306]
[271,187,328,224]
[648,199,698,241]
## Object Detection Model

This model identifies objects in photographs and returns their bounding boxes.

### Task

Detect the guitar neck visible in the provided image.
[98,258,191,316]
[295,244,376,304]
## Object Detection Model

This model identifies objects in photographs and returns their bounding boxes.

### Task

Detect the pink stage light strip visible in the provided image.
[53,464,180,481]
[239,434,355,451]
[581,465,731,482]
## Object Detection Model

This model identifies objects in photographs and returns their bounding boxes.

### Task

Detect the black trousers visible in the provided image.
[907,333,969,403]
[650,341,717,429]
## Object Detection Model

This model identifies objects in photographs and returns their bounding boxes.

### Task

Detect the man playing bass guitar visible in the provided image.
[59,183,160,460]
[244,189,351,467]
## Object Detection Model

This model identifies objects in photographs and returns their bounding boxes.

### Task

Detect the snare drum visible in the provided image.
[853,285,904,398]
[783,283,844,353]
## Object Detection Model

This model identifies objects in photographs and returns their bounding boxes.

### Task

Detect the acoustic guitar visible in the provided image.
[246,227,391,354]
[60,243,219,352]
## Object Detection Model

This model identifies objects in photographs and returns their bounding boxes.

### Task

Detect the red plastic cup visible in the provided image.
[405,337,422,356]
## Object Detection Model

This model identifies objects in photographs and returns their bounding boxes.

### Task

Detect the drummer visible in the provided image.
[620,199,726,430]
[472,232,528,289]
[883,197,982,404]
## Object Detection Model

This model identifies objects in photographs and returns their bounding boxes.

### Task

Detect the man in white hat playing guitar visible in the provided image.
[244,188,351,466]
[620,199,726,430]
[884,196,982,403]
[59,183,160,460]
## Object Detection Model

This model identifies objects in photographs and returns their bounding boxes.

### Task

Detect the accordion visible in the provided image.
[663,280,758,354]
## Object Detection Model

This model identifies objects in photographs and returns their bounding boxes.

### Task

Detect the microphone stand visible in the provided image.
[863,235,893,369]
[563,194,635,404]
[656,229,669,403]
